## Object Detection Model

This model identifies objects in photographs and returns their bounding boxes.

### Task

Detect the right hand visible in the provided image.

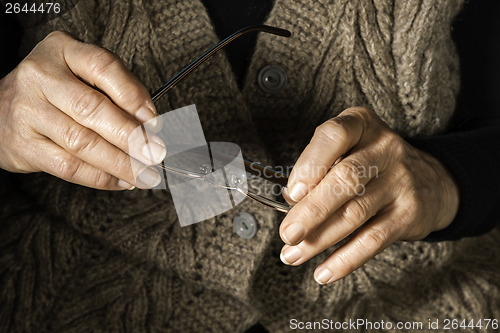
[0,31,166,190]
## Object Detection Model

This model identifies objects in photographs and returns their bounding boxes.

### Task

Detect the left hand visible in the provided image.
[279,107,459,285]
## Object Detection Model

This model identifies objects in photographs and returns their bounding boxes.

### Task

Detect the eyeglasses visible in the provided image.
[135,25,292,220]
[151,25,291,101]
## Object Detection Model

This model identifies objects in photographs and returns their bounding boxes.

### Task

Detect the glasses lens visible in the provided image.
[128,105,248,226]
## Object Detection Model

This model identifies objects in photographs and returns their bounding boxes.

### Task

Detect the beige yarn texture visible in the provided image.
[2,0,499,332]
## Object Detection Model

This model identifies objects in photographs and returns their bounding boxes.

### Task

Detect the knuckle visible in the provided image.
[331,162,360,194]
[115,84,144,107]
[8,99,35,136]
[335,252,356,276]
[344,106,371,114]
[8,155,28,173]
[341,107,371,126]
[44,30,70,42]
[69,89,106,121]
[339,196,371,228]
[403,191,425,221]
[110,121,135,150]
[109,150,132,176]
[381,131,405,157]
[358,227,388,254]
[398,169,414,187]
[314,119,349,146]
[9,98,30,122]
[53,154,80,180]
[16,59,42,81]
[93,170,114,189]
[87,47,121,76]
[303,198,331,223]
[62,124,100,155]
[350,107,376,125]
[356,106,375,118]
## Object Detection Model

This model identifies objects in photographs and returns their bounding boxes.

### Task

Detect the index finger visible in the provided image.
[286,107,367,202]
[58,32,158,125]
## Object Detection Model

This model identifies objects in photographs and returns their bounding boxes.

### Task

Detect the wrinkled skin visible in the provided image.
[0,31,165,190]
[0,33,459,285]
[280,107,459,285]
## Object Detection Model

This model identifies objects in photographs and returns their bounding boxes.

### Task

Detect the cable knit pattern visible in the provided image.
[2,0,499,332]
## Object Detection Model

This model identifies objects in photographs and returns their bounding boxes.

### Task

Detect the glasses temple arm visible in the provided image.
[241,189,291,213]
[151,25,291,102]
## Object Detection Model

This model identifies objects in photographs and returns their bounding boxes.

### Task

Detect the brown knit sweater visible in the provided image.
[2,0,500,332]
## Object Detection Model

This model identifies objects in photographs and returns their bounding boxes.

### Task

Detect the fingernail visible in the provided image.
[282,223,305,245]
[289,181,308,202]
[136,107,158,127]
[282,187,298,207]
[118,180,135,190]
[280,246,302,265]
[314,268,333,285]
[138,167,161,188]
[142,142,167,164]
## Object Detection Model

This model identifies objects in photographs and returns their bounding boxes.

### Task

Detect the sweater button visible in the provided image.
[257,65,287,94]
[233,212,257,239]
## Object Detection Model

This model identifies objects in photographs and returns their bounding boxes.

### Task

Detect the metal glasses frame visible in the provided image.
[148,25,292,213]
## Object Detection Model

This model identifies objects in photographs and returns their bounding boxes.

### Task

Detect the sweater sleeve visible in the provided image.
[408,121,500,241]
[413,0,500,241]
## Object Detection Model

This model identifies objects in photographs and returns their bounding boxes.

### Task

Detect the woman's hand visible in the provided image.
[0,31,165,190]
[280,107,459,285]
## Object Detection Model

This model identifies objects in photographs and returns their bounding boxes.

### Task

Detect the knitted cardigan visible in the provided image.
[2,0,500,332]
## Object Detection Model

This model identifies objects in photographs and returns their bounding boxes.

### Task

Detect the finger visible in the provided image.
[59,32,158,125]
[280,178,393,266]
[286,108,368,202]
[34,137,131,190]
[283,156,342,206]
[282,187,296,206]
[280,149,381,245]
[313,207,403,285]
[36,137,162,190]
[41,72,166,165]
[33,104,163,188]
